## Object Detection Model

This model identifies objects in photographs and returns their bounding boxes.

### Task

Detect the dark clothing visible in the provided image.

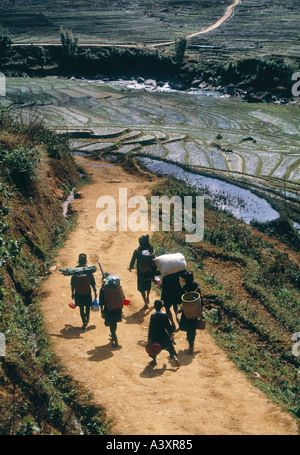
[161,270,186,310]
[129,247,155,293]
[71,271,96,301]
[179,311,198,332]
[71,271,96,326]
[179,281,203,349]
[148,311,176,357]
[179,280,201,331]
[99,286,122,327]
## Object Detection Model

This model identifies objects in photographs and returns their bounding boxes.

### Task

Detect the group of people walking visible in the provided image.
[70,235,204,367]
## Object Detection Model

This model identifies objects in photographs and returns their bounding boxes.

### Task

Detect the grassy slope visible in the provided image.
[0,116,109,434]
[147,174,300,423]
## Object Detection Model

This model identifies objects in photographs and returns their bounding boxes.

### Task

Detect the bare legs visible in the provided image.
[141,290,150,308]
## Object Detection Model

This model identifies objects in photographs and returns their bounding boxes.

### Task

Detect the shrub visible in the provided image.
[0,146,40,189]
[0,27,12,61]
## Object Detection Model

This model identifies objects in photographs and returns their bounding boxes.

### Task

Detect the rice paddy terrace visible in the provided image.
[1,0,300,62]
[0,0,235,45]
[3,77,300,210]
[187,0,300,62]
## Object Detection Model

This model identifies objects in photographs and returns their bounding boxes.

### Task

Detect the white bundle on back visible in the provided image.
[154,253,186,277]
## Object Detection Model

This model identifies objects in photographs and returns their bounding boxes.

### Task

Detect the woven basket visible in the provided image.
[181,292,202,319]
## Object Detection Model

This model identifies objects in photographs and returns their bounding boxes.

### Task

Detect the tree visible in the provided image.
[174,36,187,66]
[60,27,79,60]
[0,28,12,61]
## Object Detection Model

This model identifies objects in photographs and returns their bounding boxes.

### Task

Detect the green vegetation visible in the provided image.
[174,36,187,67]
[0,145,40,190]
[60,27,79,60]
[0,109,109,434]
[0,27,12,61]
[149,175,300,421]
[185,56,298,96]
[0,0,299,433]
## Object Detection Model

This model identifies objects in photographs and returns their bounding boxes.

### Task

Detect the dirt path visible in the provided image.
[186,0,241,39]
[40,156,298,435]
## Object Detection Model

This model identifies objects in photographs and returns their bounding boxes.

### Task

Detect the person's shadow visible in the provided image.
[51,324,96,339]
[177,348,201,366]
[87,343,122,362]
[123,305,152,325]
[138,340,179,377]
[140,363,168,378]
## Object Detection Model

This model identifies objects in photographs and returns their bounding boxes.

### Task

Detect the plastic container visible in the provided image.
[69,300,76,309]
[91,298,100,312]
[181,292,202,319]
[146,342,162,357]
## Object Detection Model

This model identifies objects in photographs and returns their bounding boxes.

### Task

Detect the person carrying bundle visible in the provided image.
[70,253,97,330]
[154,252,187,332]
[161,270,186,332]
[99,273,124,347]
[128,234,156,309]
[147,299,180,367]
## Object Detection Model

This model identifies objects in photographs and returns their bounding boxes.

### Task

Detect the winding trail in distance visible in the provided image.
[153,0,241,47]
[11,0,241,48]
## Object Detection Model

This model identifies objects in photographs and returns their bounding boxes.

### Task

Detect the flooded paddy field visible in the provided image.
[3,76,300,223]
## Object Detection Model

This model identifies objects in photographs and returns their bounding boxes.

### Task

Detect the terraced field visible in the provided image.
[188,0,300,61]
[2,0,299,62]
[4,77,299,187]
[0,0,233,45]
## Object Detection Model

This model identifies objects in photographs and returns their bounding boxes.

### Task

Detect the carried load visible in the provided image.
[103,274,124,311]
[138,249,155,273]
[60,265,96,296]
[91,298,100,312]
[103,274,120,288]
[59,266,97,276]
[154,253,186,277]
[146,342,162,357]
[181,291,202,319]
[72,273,92,295]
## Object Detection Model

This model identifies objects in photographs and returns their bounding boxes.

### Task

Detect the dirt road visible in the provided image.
[40,156,298,435]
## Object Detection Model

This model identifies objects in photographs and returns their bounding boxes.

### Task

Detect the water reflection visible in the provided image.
[139,157,279,224]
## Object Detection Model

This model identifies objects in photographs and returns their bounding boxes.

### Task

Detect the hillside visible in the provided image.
[0,113,109,434]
